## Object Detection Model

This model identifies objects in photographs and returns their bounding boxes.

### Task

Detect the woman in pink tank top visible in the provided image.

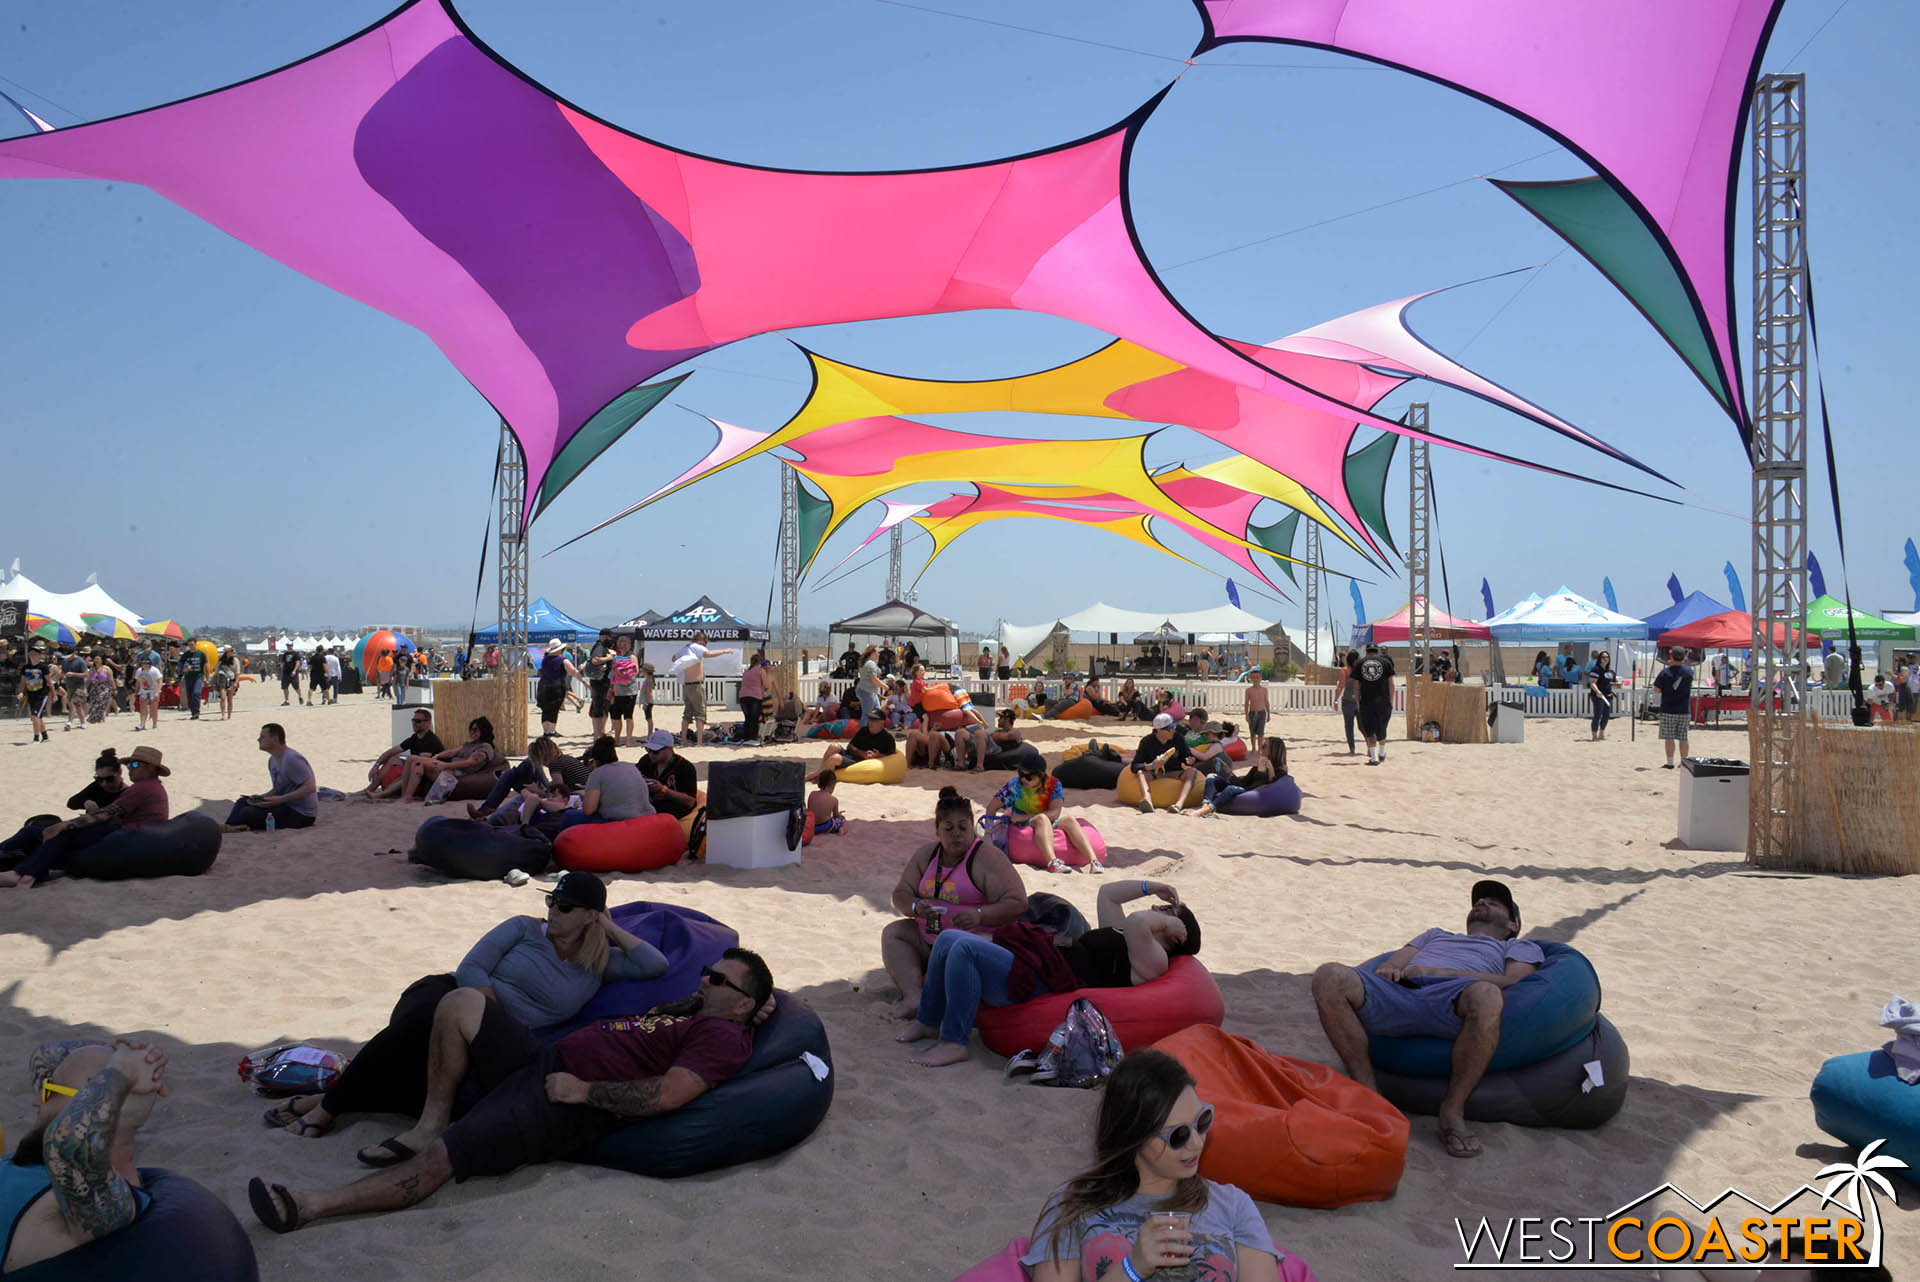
[880,786,1027,1019]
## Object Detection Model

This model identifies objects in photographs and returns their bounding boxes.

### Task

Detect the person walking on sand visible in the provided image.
[1653,647,1693,768]
[133,652,161,732]
[1334,651,1361,755]
[1242,668,1270,744]
[1354,643,1395,766]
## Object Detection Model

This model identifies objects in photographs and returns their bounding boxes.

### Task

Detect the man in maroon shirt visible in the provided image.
[247,947,775,1233]
[1,745,169,889]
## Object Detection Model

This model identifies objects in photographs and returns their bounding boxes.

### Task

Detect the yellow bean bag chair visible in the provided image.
[837,751,907,784]
[1116,767,1198,810]
[1061,742,1089,761]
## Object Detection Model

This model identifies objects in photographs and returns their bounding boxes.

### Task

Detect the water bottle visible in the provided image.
[265,812,276,832]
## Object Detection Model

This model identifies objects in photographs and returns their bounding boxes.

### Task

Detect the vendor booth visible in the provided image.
[640,596,768,677]
[828,600,959,666]
[473,597,600,645]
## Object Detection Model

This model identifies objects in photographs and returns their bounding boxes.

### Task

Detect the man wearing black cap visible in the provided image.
[819,706,899,777]
[1310,880,1542,1159]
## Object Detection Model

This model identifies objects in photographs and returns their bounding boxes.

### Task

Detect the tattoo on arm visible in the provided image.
[29,1040,101,1092]
[43,1067,139,1242]
[584,1077,665,1117]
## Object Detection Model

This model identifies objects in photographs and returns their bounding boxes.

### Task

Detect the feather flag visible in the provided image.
[1905,539,1920,611]
[1349,581,1367,629]
[1723,561,1746,613]
[1666,573,1683,604]
[1807,552,1827,600]
[1480,578,1495,620]
[1602,577,1619,613]
[1225,579,1241,610]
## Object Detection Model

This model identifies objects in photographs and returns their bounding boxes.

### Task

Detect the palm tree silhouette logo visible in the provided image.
[1815,1139,1907,1262]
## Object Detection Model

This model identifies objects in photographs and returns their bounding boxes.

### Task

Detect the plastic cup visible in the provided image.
[1148,1211,1193,1280]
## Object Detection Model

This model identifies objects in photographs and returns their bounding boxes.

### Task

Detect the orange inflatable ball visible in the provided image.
[1151,1024,1408,1209]
[555,813,687,873]
[1051,698,1096,720]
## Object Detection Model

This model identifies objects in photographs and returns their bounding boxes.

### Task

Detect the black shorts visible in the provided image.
[609,693,637,719]
[1359,700,1393,740]
[24,691,50,717]
[1899,688,1917,713]
[537,690,565,722]
[441,1043,616,1182]
[588,684,611,718]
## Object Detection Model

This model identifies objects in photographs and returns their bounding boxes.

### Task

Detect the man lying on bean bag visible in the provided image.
[1310,880,1541,1160]
[247,948,775,1233]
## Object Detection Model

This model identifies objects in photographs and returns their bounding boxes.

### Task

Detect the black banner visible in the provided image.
[0,600,25,640]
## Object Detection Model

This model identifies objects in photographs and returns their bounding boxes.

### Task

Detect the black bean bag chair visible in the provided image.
[1370,1014,1630,1129]
[576,990,833,1177]
[1054,754,1123,791]
[982,748,1027,772]
[409,817,551,880]
[63,814,222,881]
[6,1167,258,1281]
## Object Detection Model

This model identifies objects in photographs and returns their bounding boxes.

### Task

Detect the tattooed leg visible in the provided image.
[282,1141,453,1227]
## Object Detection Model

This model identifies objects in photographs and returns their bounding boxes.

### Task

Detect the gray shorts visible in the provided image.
[1356,969,1475,1038]
[682,685,707,722]
[1658,712,1691,740]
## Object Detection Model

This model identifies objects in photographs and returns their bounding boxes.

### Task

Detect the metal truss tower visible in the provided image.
[495,420,528,752]
[776,463,801,673]
[1748,73,1810,866]
[1303,522,1322,668]
[1404,405,1433,736]
[886,524,904,602]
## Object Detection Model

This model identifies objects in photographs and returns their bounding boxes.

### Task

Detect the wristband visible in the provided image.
[1141,880,1149,895]
[1121,1256,1144,1282]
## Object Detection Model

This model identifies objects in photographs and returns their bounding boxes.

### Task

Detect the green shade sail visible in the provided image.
[1342,431,1399,556]
[795,476,834,575]
[1247,510,1301,584]
[533,374,689,518]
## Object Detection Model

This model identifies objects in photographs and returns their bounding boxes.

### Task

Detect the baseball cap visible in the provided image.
[1470,879,1520,927]
[643,729,675,751]
[1152,712,1175,730]
[549,871,607,912]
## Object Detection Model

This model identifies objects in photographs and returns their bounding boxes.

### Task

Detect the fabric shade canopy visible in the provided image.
[1802,596,1917,641]
[829,600,955,640]
[1659,610,1811,650]
[1483,586,1644,641]
[0,571,146,634]
[1001,602,1277,660]
[639,596,768,642]
[1639,590,1731,640]
[472,596,600,644]
[1365,598,1492,642]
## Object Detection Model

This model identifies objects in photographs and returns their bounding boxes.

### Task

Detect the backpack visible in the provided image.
[1004,997,1123,1089]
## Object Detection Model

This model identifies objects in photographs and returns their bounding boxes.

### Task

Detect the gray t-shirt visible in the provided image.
[1022,1181,1277,1279]
[269,747,319,818]
[1404,928,1543,976]
[452,916,668,1029]
[586,761,653,820]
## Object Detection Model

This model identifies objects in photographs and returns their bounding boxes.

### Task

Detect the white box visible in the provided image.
[1678,766,1749,851]
[1492,703,1525,743]
[705,810,802,870]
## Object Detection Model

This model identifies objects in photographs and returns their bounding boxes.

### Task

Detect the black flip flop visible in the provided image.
[248,1177,301,1234]
[260,1097,329,1136]
[356,1137,417,1169]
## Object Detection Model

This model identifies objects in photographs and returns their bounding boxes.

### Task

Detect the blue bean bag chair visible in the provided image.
[1372,1014,1630,1128]
[62,814,222,881]
[1811,1049,1920,1175]
[1222,776,1303,817]
[5,1167,257,1282]
[1363,940,1602,1077]
[537,901,738,1038]
[409,817,550,881]
[576,990,833,1177]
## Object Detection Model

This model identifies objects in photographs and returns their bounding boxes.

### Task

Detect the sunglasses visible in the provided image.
[1154,1104,1214,1151]
[544,895,590,913]
[1018,769,1044,780]
[701,965,754,1001]
[39,1080,79,1104]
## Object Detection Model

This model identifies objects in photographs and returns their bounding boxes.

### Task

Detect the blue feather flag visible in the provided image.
[1225,579,1241,609]
[1723,562,1746,613]
[1807,552,1827,600]
[1905,539,1920,611]
[1480,578,1495,620]
[1349,581,1367,628]
[1666,573,1683,604]
[1602,577,1619,613]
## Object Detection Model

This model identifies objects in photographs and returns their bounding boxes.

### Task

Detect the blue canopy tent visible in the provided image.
[473,596,601,644]
[1638,590,1730,641]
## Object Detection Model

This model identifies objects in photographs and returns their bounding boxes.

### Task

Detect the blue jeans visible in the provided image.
[1203,777,1247,809]
[479,759,543,814]
[915,930,1017,1047]
[184,675,203,717]
[553,810,612,833]
[1589,693,1612,733]
[225,802,316,831]
[1340,703,1358,751]
[12,821,116,882]
[857,689,880,721]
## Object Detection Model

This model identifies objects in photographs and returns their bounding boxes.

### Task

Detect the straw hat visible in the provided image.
[126,744,171,776]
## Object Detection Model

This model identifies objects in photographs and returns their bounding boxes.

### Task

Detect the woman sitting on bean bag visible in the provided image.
[982,750,1105,874]
[881,787,1028,1019]
[1022,1049,1296,1282]
[1195,738,1287,818]
[1114,678,1152,722]
[897,879,1199,1068]
[520,736,652,834]
[387,716,501,803]
[261,872,666,1161]
[0,748,126,867]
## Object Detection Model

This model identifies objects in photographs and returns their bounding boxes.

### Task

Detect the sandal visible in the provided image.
[248,1177,302,1233]
[357,1136,418,1168]
[261,1096,331,1137]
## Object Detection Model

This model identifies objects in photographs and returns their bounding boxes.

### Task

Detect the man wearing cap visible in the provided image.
[17,642,54,742]
[0,745,171,889]
[1129,713,1202,813]
[1310,879,1542,1159]
[638,730,700,818]
[819,706,900,777]
[246,891,777,1234]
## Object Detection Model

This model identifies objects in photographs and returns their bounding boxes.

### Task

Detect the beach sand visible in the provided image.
[1,693,1912,1280]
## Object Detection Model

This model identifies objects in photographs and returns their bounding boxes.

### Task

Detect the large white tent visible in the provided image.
[0,570,146,633]
[999,601,1284,664]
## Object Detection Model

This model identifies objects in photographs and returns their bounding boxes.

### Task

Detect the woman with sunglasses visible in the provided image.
[1023,1049,1285,1282]
[261,871,665,1159]
[391,716,501,803]
[982,749,1104,874]
[1193,738,1288,818]
[0,749,127,868]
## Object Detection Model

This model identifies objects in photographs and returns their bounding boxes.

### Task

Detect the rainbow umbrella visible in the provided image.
[82,613,141,639]
[25,614,77,645]
[140,619,192,640]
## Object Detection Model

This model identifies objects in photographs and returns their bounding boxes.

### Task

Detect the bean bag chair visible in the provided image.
[1006,819,1106,870]
[838,752,907,784]
[409,817,551,880]
[1051,698,1096,720]
[1811,1048,1920,1175]
[1115,768,1199,810]
[922,683,962,713]
[554,813,687,873]
[801,718,855,740]
[1364,940,1603,1076]
[977,956,1226,1059]
[1372,1014,1630,1129]
[982,748,1027,772]
[1164,700,1187,721]
[377,759,405,788]
[1007,684,1029,700]
[64,814,222,881]
[929,708,971,731]
[540,900,737,1036]
[677,790,706,860]
[1223,737,1247,761]
[7,1167,258,1282]
[1222,776,1303,817]
[952,1236,1319,1282]
[1054,755,1122,791]
[443,769,503,802]
[576,990,833,1177]
[1153,1024,1407,1208]
[1060,742,1089,761]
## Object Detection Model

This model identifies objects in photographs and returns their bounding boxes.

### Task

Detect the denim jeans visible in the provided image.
[1340,703,1358,751]
[11,821,116,882]
[1203,777,1247,809]
[1589,693,1613,734]
[480,759,544,814]
[915,930,1017,1046]
[184,675,203,717]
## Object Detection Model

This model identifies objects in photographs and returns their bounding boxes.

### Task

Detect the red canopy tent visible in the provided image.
[1658,610,1814,650]
[1366,598,1493,642]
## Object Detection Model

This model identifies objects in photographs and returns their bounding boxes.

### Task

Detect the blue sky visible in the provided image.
[2,0,1913,635]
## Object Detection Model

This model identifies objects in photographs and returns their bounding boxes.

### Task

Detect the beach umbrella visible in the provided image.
[140,619,191,640]
[82,613,141,639]
[25,613,77,645]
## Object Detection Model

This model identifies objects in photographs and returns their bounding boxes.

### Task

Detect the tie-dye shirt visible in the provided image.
[996,773,1064,816]
[1021,1181,1277,1281]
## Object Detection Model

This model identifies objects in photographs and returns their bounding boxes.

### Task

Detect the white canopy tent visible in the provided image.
[0,570,146,633]
[1481,587,1644,641]
[999,602,1285,666]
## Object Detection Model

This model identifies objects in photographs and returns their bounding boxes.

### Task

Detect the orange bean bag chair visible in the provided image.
[921,683,962,713]
[1152,1024,1408,1209]
[1051,698,1096,720]
[677,790,706,860]
[555,813,687,873]
[975,956,1225,1059]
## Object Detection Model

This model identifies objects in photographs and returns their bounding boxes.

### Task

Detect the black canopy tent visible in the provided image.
[639,596,768,643]
[611,609,662,634]
[828,599,959,665]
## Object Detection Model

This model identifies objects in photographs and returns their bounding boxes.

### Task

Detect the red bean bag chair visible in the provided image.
[1005,819,1105,869]
[1051,698,1096,720]
[929,708,971,731]
[1223,737,1247,761]
[921,683,962,713]
[555,813,686,873]
[1151,1025,1408,1209]
[976,956,1225,1059]
[951,1237,1319,1281]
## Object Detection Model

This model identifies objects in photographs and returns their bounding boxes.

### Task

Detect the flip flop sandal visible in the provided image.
[248,1177,301,1234]
[357,1137,418,1169]
[261,1097,330,1135]
[1440,1127,1483,1159]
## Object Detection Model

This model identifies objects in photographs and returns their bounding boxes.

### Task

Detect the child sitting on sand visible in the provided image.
[808,771,844,834]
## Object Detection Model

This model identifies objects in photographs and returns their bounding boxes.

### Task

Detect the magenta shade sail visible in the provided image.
[1365,599,1493,643]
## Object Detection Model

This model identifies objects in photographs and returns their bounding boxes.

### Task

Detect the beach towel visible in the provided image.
[1884,995,1920,1083]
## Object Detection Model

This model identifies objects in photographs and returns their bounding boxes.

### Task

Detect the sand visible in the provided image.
[1,691,1913,1281]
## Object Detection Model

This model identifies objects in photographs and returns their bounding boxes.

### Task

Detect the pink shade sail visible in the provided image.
[1365,598,1493,642]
